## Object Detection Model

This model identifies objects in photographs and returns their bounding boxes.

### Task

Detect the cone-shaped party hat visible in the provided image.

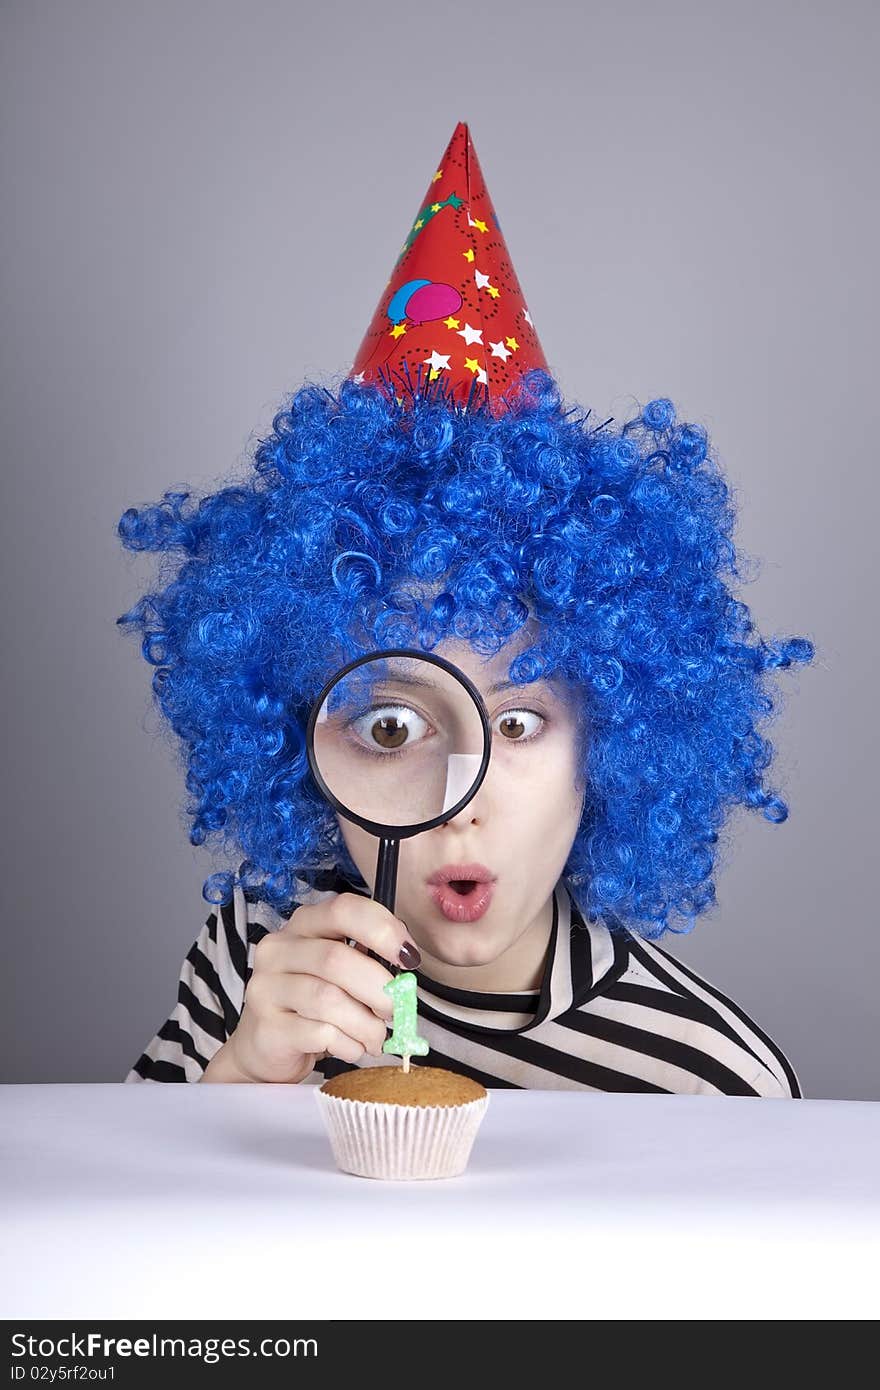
[349,121,550,416]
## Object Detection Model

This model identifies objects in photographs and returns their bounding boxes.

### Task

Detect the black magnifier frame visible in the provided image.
[305,646,493,918]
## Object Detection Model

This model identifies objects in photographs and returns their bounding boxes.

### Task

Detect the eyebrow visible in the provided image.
[486,677,549,696]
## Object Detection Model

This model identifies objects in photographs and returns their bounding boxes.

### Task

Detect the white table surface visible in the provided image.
[1,1084,878,1321]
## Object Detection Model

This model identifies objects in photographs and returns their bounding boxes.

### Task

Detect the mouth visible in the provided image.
[426,864,496,923]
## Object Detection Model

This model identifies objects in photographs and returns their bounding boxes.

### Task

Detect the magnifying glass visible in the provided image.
[305,649,492,920]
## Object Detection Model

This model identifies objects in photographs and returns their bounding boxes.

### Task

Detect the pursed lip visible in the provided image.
[426,862,496,886]
[427,876,496,924]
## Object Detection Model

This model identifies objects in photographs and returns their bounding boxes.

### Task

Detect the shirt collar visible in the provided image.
[416,879,629,1035]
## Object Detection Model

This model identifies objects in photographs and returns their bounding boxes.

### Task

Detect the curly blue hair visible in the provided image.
[116,368,814,938]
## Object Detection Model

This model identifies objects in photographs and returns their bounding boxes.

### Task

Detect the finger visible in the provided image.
[289,894,419,968]
[259,935,397,1021]
[266,972,389,1057]
[282,1013,368,1066]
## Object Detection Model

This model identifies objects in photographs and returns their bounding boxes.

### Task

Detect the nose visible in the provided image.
[436,731,499,830]
[435,810,481,830]
[435,780,487,831]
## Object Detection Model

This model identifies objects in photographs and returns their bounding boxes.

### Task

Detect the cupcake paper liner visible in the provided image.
[314,1087,489,1181]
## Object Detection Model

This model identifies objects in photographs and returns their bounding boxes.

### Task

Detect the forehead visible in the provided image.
[430,633,562,700]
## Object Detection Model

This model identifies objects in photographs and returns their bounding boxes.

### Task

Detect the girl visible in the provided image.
[117,370,814,1097]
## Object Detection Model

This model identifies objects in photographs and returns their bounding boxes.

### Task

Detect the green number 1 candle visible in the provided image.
[383,972,429,1073]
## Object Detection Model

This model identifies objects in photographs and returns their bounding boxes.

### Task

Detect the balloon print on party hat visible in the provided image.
[349,120,551,416]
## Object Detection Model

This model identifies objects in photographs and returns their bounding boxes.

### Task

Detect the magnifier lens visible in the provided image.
[310,654,486,830]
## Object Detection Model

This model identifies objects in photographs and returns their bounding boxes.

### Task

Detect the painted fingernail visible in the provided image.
[398,940,421,970]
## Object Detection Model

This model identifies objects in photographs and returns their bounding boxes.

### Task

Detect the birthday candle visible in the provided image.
[383,972,429,1073]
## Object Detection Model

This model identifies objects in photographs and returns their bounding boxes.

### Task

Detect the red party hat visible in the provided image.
[348,121,551,416]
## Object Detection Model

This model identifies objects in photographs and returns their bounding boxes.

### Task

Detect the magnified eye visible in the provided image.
[350,704,431,754]
[494,709,545,743]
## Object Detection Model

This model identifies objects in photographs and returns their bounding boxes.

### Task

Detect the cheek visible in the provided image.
[497,740,584,827]
[338,818,375,875]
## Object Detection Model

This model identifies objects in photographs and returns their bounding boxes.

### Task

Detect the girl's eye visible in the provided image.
[494,709,545,743]
[349,704,431,754]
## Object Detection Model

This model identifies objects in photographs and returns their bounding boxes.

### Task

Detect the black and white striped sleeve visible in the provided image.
[625,938,803,1098]
[125,901,250,1083]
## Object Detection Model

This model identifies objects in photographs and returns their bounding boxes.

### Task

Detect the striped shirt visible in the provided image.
[126,870,801,1097]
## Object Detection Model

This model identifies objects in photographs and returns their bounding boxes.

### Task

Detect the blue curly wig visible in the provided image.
[116,368,814,938]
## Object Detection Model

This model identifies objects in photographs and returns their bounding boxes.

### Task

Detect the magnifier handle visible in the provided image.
[373,837,400,920]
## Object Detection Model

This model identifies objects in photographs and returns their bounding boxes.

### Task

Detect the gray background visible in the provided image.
[2,0,876,1097]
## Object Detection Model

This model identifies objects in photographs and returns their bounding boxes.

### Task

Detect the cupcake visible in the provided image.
[315,1064,489,1181]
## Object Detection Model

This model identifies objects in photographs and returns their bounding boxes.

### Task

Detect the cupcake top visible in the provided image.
[320,1064,487,1108]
